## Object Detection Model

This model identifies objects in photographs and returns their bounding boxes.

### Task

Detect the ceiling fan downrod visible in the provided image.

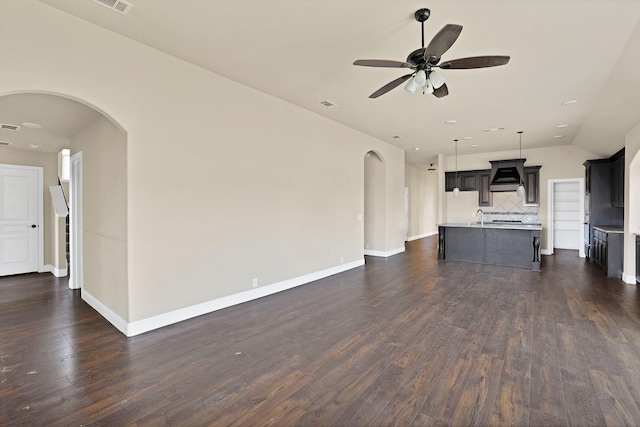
[415,8,431,48]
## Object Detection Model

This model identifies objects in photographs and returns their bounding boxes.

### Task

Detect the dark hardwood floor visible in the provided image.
[2,236,640,426]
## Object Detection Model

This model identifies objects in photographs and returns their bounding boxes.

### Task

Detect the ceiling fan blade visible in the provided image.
[438,56,510,69]
[353,59,414,68]
[433,83,449,98]
[424,24,463,62]
[369,74,413,98]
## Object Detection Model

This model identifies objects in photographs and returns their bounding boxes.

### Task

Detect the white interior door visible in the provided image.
[553,181,581,250]
[0,164,42,276]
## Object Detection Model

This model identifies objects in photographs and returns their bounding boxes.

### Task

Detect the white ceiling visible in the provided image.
[3,0,640,162]
[0,93,101,153]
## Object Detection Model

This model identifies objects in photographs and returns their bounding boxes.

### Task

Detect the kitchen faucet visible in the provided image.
[476,208,484,226]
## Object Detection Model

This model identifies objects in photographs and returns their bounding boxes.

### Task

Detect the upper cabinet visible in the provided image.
[445,166,540,207]
[610,150,625,208]
[585,148,624,208]
[460,172,478,191]
[523,166,541,206]
[478,172,493,207]
[445,173,458,192]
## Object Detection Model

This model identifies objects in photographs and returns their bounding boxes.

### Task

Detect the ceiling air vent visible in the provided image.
[0,141,11,146]
[91,0,133,15]
[320,100,338,108]
[0,123,20,131]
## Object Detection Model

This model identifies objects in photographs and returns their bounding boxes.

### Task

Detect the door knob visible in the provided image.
[31,224,37,228]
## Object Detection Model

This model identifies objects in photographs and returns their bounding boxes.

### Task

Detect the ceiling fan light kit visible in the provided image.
[353,8,510,98]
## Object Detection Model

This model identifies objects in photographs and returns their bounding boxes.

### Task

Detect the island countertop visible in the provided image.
[593,225,624,234]
[438,222,543,231]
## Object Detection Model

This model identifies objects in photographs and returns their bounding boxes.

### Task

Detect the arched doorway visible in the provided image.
[0,92,128,301]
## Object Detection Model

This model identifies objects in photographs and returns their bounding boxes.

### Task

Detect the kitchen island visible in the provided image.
[438,223,542,271]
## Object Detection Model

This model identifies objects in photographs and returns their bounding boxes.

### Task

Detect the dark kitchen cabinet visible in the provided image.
[584,150,625,261]
[523,166,541,206]
[459,172,478,191]
[611,150,625,207]
[445,167,540,209]
[445,172,458,192]
[592,227,623,279]
[445,170,484,192]
[460,173,477,191]
[478,172,492,207]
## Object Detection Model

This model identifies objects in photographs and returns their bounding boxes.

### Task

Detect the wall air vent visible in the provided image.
[1,123,20,131]
[91,0,133,15]
[0,141,11,146]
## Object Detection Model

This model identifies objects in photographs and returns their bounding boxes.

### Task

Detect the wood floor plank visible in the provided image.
[589,368,640,426]
[555,322,608,426]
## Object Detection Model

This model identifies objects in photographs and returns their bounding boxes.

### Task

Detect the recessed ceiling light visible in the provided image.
[471,144,479,148]
[413,147,420,151]
[21,122,42,129]
[445,120,457,124]
[483,127,505,132]
[561,100,578,106]
[462,136,472,140]
[556,124,568,128]
[554,135,565,139]
[29,144,42,149]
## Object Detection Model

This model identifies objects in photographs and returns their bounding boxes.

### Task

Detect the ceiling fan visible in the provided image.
[353,8,510,98]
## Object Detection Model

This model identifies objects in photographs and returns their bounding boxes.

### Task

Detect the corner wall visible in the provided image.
[624,122,640,283]
[405,163,439,240]
[70,115,128,321]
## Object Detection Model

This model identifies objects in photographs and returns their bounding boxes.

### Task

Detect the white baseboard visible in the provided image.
[119,259,364,337]
[622,272,638,285]
[364,246,405,257]
[41,264,68,277]
[407,231,438,242]
[541,249,553,255]
[81,289,129,335]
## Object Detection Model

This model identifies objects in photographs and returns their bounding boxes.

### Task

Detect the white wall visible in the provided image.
[0,0,405,331]
[442,144,601,252]
[364,151,386,252]
[624,122,640,283]
[70,116,128,320]
[405,163,439,240]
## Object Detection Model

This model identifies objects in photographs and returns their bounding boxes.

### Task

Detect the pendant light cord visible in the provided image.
[455,139,459,181]
[518,131,523,186]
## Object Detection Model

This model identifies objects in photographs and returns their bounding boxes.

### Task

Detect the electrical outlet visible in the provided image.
[340,257,344,264]
[252,278,258,288]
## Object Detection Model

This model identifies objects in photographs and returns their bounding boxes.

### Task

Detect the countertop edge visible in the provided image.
[438,223,542,231]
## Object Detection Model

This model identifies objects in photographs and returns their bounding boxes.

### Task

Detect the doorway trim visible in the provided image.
[547,178,585,257]
[69,152,83,289]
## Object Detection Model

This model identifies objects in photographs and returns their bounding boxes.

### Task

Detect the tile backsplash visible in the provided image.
[482,192,539,223]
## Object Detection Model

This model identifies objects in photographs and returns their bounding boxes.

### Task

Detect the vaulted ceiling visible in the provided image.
[3,0,640,163]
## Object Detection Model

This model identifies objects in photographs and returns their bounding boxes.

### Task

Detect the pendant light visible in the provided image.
[453,139,460,197]
[516,131,525,198]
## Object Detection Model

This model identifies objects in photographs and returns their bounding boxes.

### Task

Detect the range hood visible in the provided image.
[489,159,525,192]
